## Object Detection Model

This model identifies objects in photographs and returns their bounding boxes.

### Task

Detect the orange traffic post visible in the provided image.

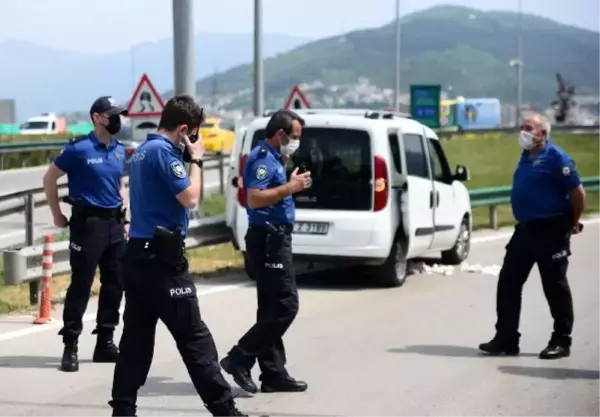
[33,235,54,324]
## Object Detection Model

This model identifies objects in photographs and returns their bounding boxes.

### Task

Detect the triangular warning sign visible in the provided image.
[126,73,165,118]
[284,85,311,110]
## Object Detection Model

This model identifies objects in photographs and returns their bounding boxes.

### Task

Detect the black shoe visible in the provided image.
[220,356,258,394]
[92,329,119,363]
[60,342,79,372]
[479,337,520,356]
[206,399,248,416]
[108,400,137,416]
[261,376,308,393]
[539,344,570,360]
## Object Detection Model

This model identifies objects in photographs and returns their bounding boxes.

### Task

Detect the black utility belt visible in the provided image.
[248,222,293,235]
[72,204,123,219]
[127,226,186,266]
[518,213,570,230]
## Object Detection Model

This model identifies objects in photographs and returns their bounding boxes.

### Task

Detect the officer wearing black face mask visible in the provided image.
[43,96,129,373]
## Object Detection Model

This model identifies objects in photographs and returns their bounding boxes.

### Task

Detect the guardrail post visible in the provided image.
[200,164,205,201]
[24,193,39,305]
[488,205,499,230]
[218,153,225,194]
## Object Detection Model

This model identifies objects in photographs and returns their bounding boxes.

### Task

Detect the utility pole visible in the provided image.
[393,0,401,111]
[253,0,264,116]
[516,0,523,126]
[172,0,196,97]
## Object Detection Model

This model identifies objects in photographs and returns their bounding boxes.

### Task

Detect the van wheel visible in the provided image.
[441,217,471,265]
[372,240,408,288]
[243,252,257,281]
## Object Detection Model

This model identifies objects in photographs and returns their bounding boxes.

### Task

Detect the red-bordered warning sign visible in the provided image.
[284,85,311,110]
[126,73,165,118]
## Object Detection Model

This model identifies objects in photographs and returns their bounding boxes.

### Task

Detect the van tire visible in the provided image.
[441,216,471,265]
[372,239,408,288]
[243,252,257,281]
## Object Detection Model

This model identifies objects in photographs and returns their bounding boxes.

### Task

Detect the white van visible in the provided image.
[225,109,472,287]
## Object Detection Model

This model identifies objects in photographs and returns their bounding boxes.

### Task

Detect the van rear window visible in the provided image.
[250,128,372,211]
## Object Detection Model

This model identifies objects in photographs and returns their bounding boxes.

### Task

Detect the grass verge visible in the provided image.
[0,133,598,314]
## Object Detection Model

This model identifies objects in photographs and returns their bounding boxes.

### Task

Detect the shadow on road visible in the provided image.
[387,344,538,358]
[140,376,252,398]
[0,397,330,416]
[498,365,600,380]
[193,267,376,292]
[0,355,93,369]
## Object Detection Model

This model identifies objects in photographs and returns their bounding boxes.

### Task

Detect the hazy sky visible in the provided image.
[1,0,598,54]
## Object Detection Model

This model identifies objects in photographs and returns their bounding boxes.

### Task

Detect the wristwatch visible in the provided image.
[190,158,203,168]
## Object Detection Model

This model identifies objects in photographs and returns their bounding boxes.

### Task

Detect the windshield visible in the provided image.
[250,127,373,211]
[21,121,49,129]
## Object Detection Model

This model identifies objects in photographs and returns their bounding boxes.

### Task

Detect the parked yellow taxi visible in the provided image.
[199,117,236,153]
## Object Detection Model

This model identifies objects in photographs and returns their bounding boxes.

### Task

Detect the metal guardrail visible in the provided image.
[436,124,599,137]
[0,155,229,246]
[470,176,600,229]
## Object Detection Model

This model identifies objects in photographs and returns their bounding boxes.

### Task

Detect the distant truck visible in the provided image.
[19,113,67,135]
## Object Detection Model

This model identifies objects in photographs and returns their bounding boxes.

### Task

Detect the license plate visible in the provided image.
[293,221,330,235]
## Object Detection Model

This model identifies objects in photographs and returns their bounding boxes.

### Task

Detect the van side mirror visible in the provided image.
[454,165,470,182]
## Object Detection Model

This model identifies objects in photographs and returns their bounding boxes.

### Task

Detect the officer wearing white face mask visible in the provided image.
[220,110,311,395]
[479,113,586,360]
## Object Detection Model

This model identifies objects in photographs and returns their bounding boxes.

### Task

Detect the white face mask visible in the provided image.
[518,130,535,150]
[281,138,300,156]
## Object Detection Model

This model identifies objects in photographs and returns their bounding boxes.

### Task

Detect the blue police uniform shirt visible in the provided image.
[244,141,295,226]
[511,139,581,223]
[53,132,125,209]
[128,133,190,239]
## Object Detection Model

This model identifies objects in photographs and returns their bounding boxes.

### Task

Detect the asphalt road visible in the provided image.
[0,162,229,248]
[0,220,597,416]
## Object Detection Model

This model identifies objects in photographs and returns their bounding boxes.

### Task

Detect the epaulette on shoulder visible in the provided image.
[69,135,88,143]
[256,147,268,159]
[114,139,124,146]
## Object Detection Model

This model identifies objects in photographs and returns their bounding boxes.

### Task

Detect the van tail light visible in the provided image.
[237,154,249,206]
[373,155,389,212]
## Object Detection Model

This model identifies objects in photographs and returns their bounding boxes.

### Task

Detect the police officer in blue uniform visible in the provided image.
[220,110,311,394]
[109,95,245,417]
[479,113,586,360]
[43,96,128,373]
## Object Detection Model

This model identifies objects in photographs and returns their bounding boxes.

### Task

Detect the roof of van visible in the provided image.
[246,114,440,140]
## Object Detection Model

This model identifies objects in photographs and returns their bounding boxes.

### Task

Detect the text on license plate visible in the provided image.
[293,221,330,235]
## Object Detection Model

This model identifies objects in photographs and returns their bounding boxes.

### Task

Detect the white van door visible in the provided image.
[224,127,247,247]
[388,129,435,258]
[424,135,460,250]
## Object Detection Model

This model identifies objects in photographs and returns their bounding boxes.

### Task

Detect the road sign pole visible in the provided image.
[253,0,264,116]
[172,0,196,98]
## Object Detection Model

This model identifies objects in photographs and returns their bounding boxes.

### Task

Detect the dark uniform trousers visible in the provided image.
[230,225,299,380]
[59,207,125,341]
[495,213,574,346]
[110,239,233,412]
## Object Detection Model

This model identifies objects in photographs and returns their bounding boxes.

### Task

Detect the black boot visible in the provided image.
[206,399,248,416]
[478,335,520,356]
[539,335,571,359]
[60,339,79,372]
[92,328,119,363]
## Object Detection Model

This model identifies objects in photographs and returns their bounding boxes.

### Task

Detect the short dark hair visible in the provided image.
[158,95,205,132]
[265,109,305,139]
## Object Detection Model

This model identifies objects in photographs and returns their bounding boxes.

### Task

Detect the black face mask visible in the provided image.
[105,114,122,135]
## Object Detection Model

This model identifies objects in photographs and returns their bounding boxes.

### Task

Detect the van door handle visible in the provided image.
[436,191,440,207]
[231,176,239,187]
[429,190,434,208]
